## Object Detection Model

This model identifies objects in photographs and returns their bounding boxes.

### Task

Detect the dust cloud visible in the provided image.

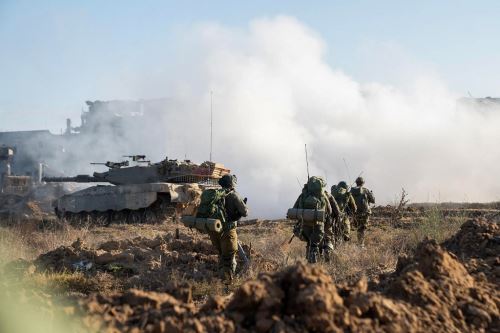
[13,16,499,218]
[147,16,500,217]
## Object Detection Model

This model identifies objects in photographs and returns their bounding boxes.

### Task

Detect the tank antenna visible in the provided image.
[305,144,310,180]
[210,90,213,162]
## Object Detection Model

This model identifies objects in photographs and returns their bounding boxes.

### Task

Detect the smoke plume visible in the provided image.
[148,16,499,217]
[14,16,499,218]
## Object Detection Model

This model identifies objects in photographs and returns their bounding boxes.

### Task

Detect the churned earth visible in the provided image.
[1,206,499,332]
[74,218,500,333]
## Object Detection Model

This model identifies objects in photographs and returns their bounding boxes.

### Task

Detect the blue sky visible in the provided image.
[1,0,499,132]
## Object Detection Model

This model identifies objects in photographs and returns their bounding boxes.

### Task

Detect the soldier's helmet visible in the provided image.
[355,176,365,186]
[219,174,237,189]
[338,181,348,189]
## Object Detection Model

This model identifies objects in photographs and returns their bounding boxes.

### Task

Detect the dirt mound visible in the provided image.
[34,234,220,291]
[79,226,500,332]
[442,218,500,285]
[386,239,498,331]
[443,218,499,258]
[33,230,277,294]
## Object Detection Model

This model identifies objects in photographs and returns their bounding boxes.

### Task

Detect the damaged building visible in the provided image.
[0,99,174,181]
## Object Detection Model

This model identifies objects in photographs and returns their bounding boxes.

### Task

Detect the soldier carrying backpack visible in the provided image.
[332,181,357,242]
[292,176,332,263]
[321,188,340,262]
[196,174,248,282]
[350,176,375,248]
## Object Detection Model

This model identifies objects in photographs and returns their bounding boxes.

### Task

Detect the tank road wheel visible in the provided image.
[89,212,97,225]
[127,210,143,224]
[63,212,74,225]
[80,212,94,227]
[64,212,82,227]
[111,211,127,224]
[92,211,111,227]
[64,212,84,227]
[144,210,157,224]
[118,211,128,224]
[135,209,147,224]
[75,213,85,227]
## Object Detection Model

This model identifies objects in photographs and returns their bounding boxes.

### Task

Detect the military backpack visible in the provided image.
[350,187,374,214]
[196,188,227,223]
[333,187,349,212]
[301,176,327,210]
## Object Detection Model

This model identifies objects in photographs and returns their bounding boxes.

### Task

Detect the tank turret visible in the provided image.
[44,157,229,186]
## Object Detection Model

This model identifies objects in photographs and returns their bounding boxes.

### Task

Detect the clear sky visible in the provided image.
[1,0,499,132]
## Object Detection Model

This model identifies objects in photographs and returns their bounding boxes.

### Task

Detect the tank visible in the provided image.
[43,156,230,225]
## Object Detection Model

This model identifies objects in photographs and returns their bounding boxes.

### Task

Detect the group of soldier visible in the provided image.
[195,173,375,282]
[293,176,375,263]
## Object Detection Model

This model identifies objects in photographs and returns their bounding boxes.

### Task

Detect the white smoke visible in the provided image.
[153,16,500,217]
[8,15,498,218]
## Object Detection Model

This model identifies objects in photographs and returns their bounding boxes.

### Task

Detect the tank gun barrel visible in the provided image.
[43,175,104,183]
[90,161,129,169]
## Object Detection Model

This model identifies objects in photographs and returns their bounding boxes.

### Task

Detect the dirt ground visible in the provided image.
[1,205,499,332]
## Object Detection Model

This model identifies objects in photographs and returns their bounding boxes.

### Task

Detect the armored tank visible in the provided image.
[43,156,230,225]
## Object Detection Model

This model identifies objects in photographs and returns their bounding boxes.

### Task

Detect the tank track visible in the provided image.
[58,194,176,227]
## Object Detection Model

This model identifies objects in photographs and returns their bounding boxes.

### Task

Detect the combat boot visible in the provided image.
[308,246,319,264]
[222,267,234,284]
[230,257,237,277]
[322,242,333,263]
[323,248,331,263]
[357,230,366,249]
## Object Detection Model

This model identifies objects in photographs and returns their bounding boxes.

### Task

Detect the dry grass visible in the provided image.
[1,220,171,300]
[408,206,466,245]
[29,271,98,294]
[238,207,466,285]
[0,220,173,265]
[0,205,470,306]
[0,222,90,264]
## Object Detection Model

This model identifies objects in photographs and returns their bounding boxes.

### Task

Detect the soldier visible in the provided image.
[332,181,357,241]
[293,176,332,263]
[321,188,340,261]
[350,176,375,248]
[207,174,248,281]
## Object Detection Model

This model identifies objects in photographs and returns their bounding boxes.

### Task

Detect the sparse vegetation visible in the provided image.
[389,187,410,226]
[408,205,466,246]
[0,205,481,291]
[0,204,498,332]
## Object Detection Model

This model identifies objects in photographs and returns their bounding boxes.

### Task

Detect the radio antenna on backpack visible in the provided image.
[209,90,213,162]
[343,157,352,185]
[305,144,310,180]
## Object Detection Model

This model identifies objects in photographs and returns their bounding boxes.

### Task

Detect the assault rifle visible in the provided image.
[288,219,303,244]
[238,241,249,265]
[90,161,129,169]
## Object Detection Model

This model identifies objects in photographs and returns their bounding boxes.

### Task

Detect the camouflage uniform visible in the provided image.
[208,175,248,281]
[321,191,340,260]
[332,181,357,242]
[350,177,375,247]
[293,180,332,263]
